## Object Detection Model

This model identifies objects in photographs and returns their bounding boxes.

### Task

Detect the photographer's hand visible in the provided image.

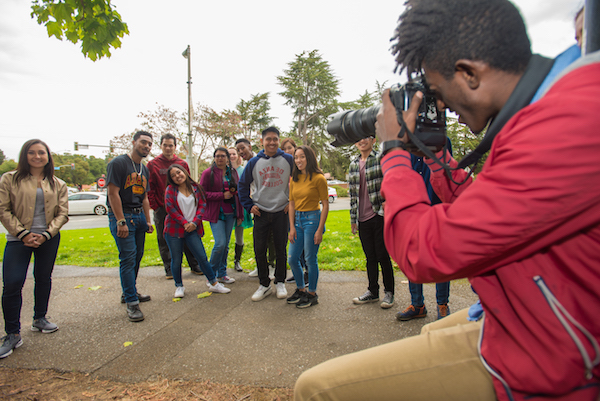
[376,89,423,144]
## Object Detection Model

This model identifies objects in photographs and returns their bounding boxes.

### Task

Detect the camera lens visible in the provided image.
[327,105,380,147]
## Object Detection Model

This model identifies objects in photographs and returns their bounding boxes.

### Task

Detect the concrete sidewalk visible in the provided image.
[0,265,478,388]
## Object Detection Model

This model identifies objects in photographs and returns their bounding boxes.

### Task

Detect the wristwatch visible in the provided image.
[380,140,407,157]
[117,219,127,227]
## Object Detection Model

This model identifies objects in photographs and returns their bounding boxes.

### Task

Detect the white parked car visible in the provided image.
[328,186,337,203]
[68,192,108,215]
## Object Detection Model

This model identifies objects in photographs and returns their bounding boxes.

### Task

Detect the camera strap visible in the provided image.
[399,54,555,184]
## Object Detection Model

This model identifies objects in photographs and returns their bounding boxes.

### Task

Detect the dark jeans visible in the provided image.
[409,281,450,306]
[253,210,288,287]
[109,212,147,305]
[358,214,394,295]
[2,234,60,334]
[154,207,198,272]
[164,232,216,286]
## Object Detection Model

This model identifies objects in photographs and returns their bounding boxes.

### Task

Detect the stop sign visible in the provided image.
[97,177,106,188]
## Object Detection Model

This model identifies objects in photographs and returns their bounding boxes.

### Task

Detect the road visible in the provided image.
[0,197,351,233]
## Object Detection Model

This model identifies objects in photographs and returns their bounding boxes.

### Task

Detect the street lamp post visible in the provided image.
[182,45,196,179]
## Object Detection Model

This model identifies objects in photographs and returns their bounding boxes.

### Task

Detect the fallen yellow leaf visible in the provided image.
[73,285,83,289]
[172,297,182,302]
[197,291,212,299]
[123,341,133,347]
[88,286,101,291]
[335,247,341,252]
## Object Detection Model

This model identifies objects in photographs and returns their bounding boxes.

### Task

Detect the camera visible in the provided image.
[327,76,446,152]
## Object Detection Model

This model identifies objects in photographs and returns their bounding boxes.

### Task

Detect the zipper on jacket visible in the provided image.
[478,314,516,401]
[533,275,600,380]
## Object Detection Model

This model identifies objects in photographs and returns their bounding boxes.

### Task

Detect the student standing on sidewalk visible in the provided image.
[164,164,231,298]
[0,139,68,358]
[228,146,252,273]
[199,147,243,284]
[286,146,329,309]
[147,133,201,279]
[238,127,294,302]
[106,131,154,323]
[349,137,395,309]
[234,138,260,277]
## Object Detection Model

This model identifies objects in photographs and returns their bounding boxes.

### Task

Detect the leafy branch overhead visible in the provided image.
[31,0,129,61]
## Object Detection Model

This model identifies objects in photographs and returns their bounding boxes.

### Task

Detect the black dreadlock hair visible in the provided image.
[391,0,532,80]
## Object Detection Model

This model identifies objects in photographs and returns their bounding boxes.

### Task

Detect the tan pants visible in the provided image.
[294,308,497,401]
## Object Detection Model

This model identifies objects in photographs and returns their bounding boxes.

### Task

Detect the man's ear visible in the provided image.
[454,59,484,90]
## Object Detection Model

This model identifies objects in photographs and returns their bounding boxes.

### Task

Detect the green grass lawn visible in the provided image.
[0,210,382,272]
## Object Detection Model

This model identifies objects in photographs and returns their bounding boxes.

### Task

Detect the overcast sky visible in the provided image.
[0,0,584,161]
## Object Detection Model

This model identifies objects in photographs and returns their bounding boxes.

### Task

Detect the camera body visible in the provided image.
[327,76,446,151]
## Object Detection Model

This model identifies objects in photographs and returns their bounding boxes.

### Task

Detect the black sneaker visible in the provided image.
[121,293,151,303]
[286,288,304,304]
[165,268,173,280]
[285,275,296,283]
[352,290,379,305]
[126,303,144,322]
[0,334,23,359]
[297,292,318,309]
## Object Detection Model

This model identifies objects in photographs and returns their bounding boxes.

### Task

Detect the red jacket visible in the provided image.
[380,62,600,400]
[147,155,190,210]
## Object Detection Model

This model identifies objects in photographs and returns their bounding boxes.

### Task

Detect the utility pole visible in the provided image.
[182,45,196,180]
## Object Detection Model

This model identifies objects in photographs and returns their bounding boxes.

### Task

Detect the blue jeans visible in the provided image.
[2,235,60,334]
[409,281,450,306]
[209,213,235,278]
[109,212,148,305]
[288,210,322,293]
[164,232,216,286]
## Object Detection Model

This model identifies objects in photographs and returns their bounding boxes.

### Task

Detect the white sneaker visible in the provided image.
[276,282,288,299]
[174,286,185,298]
[268,265,275,280]
[218,275,236,284]
[208,282,231,294]
[249,269,258,277]
[251,285,272,302]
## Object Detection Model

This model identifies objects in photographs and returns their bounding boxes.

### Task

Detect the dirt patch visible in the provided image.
[0,368,293,401]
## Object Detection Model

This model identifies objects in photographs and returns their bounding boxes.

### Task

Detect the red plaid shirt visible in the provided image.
[163,183,206,238]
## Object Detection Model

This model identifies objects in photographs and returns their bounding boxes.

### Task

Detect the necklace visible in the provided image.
[129,154,141,176]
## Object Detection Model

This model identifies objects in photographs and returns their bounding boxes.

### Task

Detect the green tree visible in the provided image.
[31,0,129,61]
[0,150,5,166]
[0,160,17,176]
[236,93,274,140]
[445,117,487,174]
[277,50,340,146]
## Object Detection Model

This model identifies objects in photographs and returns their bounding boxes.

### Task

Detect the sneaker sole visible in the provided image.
[296,300,318,309]
[352,298,379,305]
[276,291,288,299]
[128,315,145,322]
[31,326,59,334]
[251,288,272,302]
[0,339,23,358]
[380,302,394,309]
[396,314,427,321]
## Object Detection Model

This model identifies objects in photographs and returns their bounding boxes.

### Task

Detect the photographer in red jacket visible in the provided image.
[294,1,600,400]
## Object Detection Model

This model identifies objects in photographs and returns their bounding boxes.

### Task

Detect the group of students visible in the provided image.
[0,126,332,358]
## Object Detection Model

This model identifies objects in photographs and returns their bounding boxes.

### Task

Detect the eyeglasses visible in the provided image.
[214,155,227,158]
